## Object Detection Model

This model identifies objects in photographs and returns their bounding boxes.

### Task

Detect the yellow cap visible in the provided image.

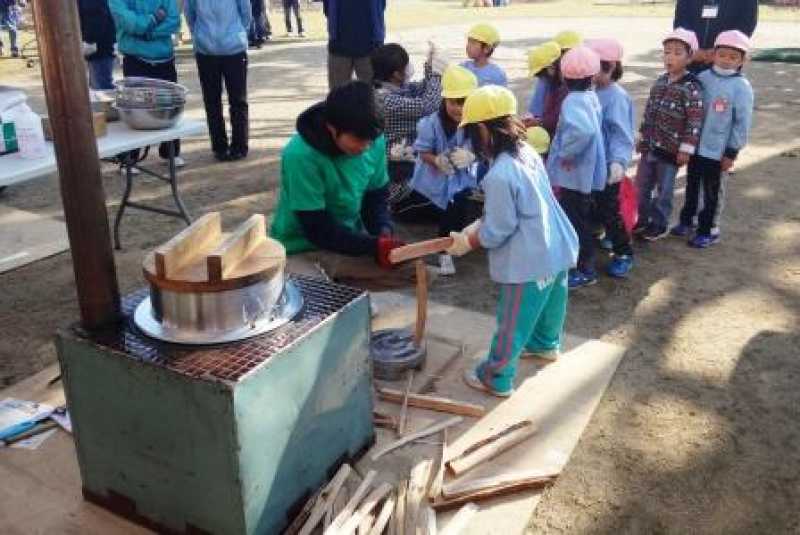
[442,65,479,99]
[554,30,582,50]
[459,85,517,127]
[527,41,562,77]
[467,23,501,47]
[525,126,551,154]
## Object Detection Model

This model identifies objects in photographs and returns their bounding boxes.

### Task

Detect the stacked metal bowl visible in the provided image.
[115,77,188,130]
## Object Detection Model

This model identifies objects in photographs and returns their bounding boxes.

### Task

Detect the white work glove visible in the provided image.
[433,153,456,175]
[389,141,415,162]
[608,162,625,184]
[428,41,449,75]
[449,147,476,170]
[446,219,481,257]
[81,41,98,57]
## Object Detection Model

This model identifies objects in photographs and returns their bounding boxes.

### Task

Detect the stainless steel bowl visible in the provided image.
[118,105,185,130]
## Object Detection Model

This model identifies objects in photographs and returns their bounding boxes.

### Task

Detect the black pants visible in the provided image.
[559,188,595,272]
[196,52,249,156]
[393,190,479,238]
[592,182,633,256]
[680,155,722,235]
[122,55,180,159]
[249,0,271,42]
[283,0,303,32]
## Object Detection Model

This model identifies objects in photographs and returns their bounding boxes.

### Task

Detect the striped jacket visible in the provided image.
[638,72,704,164]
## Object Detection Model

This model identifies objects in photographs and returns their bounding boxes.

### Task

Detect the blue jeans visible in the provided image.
[635,152,678,230]
[88,57,116,90]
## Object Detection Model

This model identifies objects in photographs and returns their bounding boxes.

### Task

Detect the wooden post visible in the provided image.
[31,1,121,328]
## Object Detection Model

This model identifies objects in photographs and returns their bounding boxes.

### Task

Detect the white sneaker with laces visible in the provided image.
[438,254,456,276]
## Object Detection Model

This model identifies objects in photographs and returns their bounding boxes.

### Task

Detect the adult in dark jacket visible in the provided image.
[674,0,758,72]
[323,0,385,89]
[77,0,117,90]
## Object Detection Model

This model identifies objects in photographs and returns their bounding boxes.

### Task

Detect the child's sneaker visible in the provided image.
[688,233,720,248]
[438,254,456,276]
[463,367,513,398]
[670,223,694,237]
[521,348,560,361]
[607,254,633,278]
[641,225,668,241]
[568,268,598,289]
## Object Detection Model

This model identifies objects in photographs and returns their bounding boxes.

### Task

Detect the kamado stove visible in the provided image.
[57,213,375,534]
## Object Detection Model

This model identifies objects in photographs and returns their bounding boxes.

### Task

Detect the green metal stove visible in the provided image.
[57,275,374,534]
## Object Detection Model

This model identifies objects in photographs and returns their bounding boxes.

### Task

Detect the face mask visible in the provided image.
[404,63,415,81]
[712,65,737,76]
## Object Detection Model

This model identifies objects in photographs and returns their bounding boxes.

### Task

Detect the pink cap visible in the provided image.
[561,45,601,79]
[663,27,699,54]
[715,30,751,53]
[585,38,624,62]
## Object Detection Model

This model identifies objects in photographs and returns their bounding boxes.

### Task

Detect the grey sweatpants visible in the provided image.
[328,53,373,89]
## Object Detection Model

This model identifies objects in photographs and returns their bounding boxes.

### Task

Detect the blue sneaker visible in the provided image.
[670,223,694,237]
[689,233,720,248]
[599,237,614,251]
[607,255,633,278]
[568,269,598,289]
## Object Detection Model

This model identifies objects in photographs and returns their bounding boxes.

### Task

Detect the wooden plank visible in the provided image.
[439,503,479,535]
[446,420,537,477]
[297,463,352,535]
[370,416,463,462]
[406,458,434,533]
[339,482,393,535]
[414,260,428,348]
[389,237,454,264]
[326,487,349,531]
[358,511,374,535]
[397,371,414,437]
[428,429,447,501]
[432,471,558,511]
[154,212,221,279]
[206,214,266,281]
[376,388,485,418]
[392,480,407,535]
[326,469,376,534]
[367,495,396,535]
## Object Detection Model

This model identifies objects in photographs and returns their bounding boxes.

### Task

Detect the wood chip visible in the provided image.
[406,458,434,532]
[370,416,463,462]
[446,420,537,477]
[367,495,396,535]
[428,429,447,500]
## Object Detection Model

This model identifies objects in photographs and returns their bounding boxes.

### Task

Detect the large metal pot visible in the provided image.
[117,105,185,130]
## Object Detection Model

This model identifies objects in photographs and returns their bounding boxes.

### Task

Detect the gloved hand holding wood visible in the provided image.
[446,219,481,257]
[449,147,476,170]
[433,153,456,175]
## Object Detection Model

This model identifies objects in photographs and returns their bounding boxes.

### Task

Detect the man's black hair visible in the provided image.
[565,76,593,91]
[324,81,384,140]
[371,43,409,83]
[600,60,624,82]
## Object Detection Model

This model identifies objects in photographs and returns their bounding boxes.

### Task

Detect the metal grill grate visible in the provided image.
[83,275,364,383]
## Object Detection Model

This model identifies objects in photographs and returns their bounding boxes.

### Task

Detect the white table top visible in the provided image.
[0,119,206,187]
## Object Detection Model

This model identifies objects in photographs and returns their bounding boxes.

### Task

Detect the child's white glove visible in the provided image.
[434,153,456,175]
[81,41,98,57]
[446,219,481,257]
[449,148,476,170]
[428,42,449,75]
[608,162,625,184]
[389,141,415,162]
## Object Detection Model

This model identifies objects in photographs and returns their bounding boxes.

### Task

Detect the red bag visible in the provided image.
[618,177,638,235]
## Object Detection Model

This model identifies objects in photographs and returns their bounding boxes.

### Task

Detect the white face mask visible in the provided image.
[404,62,415,82]
[712,65,737,76]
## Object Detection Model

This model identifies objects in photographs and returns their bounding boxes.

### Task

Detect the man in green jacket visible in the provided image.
[270,81,412,289]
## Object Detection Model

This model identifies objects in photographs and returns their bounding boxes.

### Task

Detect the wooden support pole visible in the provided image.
[31,1,120,328]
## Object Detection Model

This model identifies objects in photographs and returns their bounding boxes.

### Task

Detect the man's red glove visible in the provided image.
[376,235,405,269]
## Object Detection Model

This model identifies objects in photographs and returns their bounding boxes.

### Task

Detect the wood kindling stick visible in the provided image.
[414,259,428,348]
[428,428,448,500]
[389,237,454,264]
[296,463,352,535]
[374,411,398,430]
[446,420,537,477]
[367,495,396,535]
[397,371,414,437]
[339,482,393,535]
[370,416,463,462]
[406,458,434,533]
[392,480,408,535]
[325,469,377,534]
[206,213,266,281]
[376,387,486,418]
[432,470,558,511]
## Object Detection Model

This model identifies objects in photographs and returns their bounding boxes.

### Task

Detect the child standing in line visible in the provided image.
[673,30,754,248]
[525,31,581,130]
[461,23,507,87]
[444,86,579,397]
[586,37,636,278]
[546,46,607,289]
[524,40,562,126]
[398,65,480,275]
[635,28,704,241]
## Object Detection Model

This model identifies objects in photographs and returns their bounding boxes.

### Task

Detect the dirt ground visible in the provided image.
[1,7,799,534]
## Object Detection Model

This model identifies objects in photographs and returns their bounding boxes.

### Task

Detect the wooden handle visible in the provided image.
[154,212,221,280]
[207,214,267,282]
[414,260,428,348]
[389,237,454,264]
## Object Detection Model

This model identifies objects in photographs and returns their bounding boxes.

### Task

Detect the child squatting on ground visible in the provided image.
[546,45,607,289]
[443,86,580,397]
[672,30,754,248]
[404,65,481,276]
[461,23,508,87]
[586,37,636,278]
[635,28,704,241]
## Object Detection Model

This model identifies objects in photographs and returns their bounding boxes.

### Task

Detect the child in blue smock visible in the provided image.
[524,40,562,125]
[586,38,635,278]
[461,23,507,87]
[445,86,579,397]
[546,46,606,289]
[401,65,480,275]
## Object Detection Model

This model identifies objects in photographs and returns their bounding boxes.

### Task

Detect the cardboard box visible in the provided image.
[41,112,107,141]
[0,122,18,155]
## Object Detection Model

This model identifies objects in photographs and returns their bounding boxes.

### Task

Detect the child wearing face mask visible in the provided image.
[672,30,754,248]
[371,42,448,210]
[461,24,507,87]
[635,28,704,241]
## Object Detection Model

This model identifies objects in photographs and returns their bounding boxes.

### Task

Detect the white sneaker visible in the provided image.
[438,254,456,276]
[164,156,186,168]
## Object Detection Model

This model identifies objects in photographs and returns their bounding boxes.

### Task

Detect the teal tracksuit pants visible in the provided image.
[475,270,569,394]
